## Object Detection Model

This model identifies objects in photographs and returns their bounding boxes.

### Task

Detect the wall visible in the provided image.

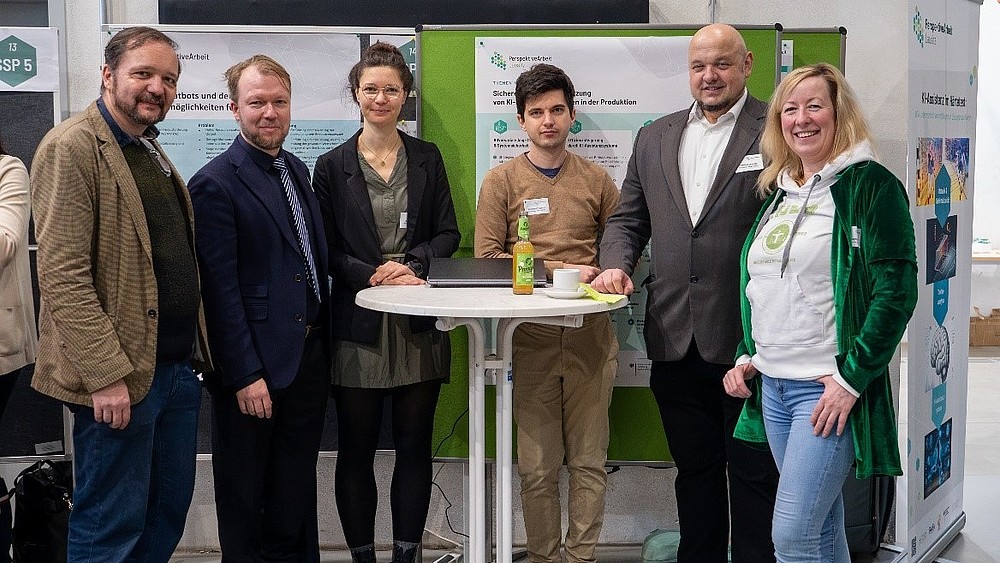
[973,0,999,249]
[53,0,915,551]
[970,0,1000,314]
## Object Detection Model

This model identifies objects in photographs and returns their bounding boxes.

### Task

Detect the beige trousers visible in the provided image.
[511,313,618,563]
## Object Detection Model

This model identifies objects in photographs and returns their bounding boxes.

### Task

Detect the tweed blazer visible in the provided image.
[599,95,767,364]
[0,155,38,375]
[30,101,212,406]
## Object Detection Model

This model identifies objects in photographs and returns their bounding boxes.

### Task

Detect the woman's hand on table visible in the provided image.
[379,273,424,286]
[370,260,417,286]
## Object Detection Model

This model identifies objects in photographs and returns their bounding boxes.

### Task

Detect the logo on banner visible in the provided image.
[913,8,925,47]
[493,120,508,134]
[912,6,954,48]
[488,50,553,73]
[490,51,507,70]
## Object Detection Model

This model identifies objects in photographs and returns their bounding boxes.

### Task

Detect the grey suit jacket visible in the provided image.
[600,95,767,364]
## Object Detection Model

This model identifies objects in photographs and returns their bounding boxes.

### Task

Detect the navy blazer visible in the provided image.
[312,130,459,345]
[189,137,329,390]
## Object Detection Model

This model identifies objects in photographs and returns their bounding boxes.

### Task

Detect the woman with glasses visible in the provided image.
[312,41,460,563]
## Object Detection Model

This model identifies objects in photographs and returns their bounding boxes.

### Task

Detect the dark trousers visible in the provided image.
[0,367,21,424]
[68,362,201,563]
[210,330,329,563]
[649,342,779,563]
[331,379,442,548]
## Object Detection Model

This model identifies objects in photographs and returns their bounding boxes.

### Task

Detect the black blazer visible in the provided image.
[189,137,329,390]
[312,130,460,345]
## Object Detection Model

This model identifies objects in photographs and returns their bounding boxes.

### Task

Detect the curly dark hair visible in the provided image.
[515,63,575,118]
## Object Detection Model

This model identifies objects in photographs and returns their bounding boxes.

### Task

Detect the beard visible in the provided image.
[113,90,167,128]
[241,124,287,152]
[697,97,736,116]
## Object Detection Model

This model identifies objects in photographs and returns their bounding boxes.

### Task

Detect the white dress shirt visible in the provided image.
[678,89,749,224]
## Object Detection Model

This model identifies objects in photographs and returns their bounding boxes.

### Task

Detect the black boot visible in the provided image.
[391,540,419,563]
[350,544,377,563]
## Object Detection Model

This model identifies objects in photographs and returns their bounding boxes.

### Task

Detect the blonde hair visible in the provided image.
[757,63,874,195]
[225,54,291,103]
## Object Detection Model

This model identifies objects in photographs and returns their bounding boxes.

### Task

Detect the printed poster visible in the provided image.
[120,30,363,180]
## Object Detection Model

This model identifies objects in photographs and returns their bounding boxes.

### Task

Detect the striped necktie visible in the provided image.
[274,156,321,301]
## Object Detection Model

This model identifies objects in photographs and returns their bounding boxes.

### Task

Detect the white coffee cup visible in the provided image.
[552,268,581,291]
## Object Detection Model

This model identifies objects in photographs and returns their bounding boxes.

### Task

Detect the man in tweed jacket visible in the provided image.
[31,27,211,561]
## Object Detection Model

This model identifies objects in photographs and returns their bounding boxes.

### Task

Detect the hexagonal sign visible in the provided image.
[0,35,38,88]
[493,120,508,135]
[569,120,582,134]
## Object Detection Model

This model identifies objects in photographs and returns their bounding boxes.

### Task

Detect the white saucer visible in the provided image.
[543,287,586,299]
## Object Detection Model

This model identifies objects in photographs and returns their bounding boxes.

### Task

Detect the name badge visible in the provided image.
[736,153,764,173]
[851,226,861,248]
[523,198,550,215]
[399,211,408,229]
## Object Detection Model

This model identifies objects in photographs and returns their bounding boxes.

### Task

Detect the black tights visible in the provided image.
[332,379,442,548]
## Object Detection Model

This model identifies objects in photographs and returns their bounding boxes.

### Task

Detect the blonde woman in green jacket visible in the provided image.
[722,63,916,563]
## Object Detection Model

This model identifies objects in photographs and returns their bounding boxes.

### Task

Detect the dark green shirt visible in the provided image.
[121,142,200,363]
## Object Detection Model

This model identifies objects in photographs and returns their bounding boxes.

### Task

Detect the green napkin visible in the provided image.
[581,283,627,303]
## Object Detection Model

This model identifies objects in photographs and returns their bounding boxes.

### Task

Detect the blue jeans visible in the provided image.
[761,375,855,563]
[68,362,201,563]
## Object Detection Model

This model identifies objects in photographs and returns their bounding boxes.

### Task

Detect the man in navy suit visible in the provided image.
[188,54,329,562]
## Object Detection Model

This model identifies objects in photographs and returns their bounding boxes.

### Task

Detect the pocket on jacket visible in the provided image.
[240,285,268,321]
[746,274,827,347]
[0,306,25,356]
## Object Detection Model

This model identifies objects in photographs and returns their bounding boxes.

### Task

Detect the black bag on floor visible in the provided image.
[11,460,72,563]
[1,477,12,563]
[843,473,894,555]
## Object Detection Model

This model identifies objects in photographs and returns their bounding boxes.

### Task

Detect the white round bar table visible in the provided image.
[355,285,628,563]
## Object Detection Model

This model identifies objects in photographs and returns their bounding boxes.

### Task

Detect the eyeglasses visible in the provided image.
[360,85,404,100]
[138,138,172,177]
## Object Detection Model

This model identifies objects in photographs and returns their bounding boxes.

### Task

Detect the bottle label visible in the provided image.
[518,216,529,240]
[515,252,534,286]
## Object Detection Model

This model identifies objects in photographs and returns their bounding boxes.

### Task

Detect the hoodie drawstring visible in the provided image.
[779,173,821,278]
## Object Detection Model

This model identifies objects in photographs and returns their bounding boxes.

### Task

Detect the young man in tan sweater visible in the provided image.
[474,64,620,563]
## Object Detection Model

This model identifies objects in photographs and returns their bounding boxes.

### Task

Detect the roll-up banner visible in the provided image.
[902,0,980,561]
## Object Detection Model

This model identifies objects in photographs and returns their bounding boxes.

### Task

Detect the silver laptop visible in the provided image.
[427,257,547,287]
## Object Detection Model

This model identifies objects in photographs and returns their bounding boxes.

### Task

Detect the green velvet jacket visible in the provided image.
[733,160,917,479]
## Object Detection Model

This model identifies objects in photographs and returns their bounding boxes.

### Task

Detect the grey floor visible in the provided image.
[172,350,1000,563]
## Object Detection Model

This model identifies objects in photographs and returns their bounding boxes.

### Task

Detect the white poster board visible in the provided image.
[102,26,413,181]
[155,30,360,180]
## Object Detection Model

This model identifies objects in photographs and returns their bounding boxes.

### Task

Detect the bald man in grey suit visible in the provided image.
[592,24,779,563]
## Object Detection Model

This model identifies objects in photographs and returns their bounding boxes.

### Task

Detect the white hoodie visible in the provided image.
[743,142,876,396]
